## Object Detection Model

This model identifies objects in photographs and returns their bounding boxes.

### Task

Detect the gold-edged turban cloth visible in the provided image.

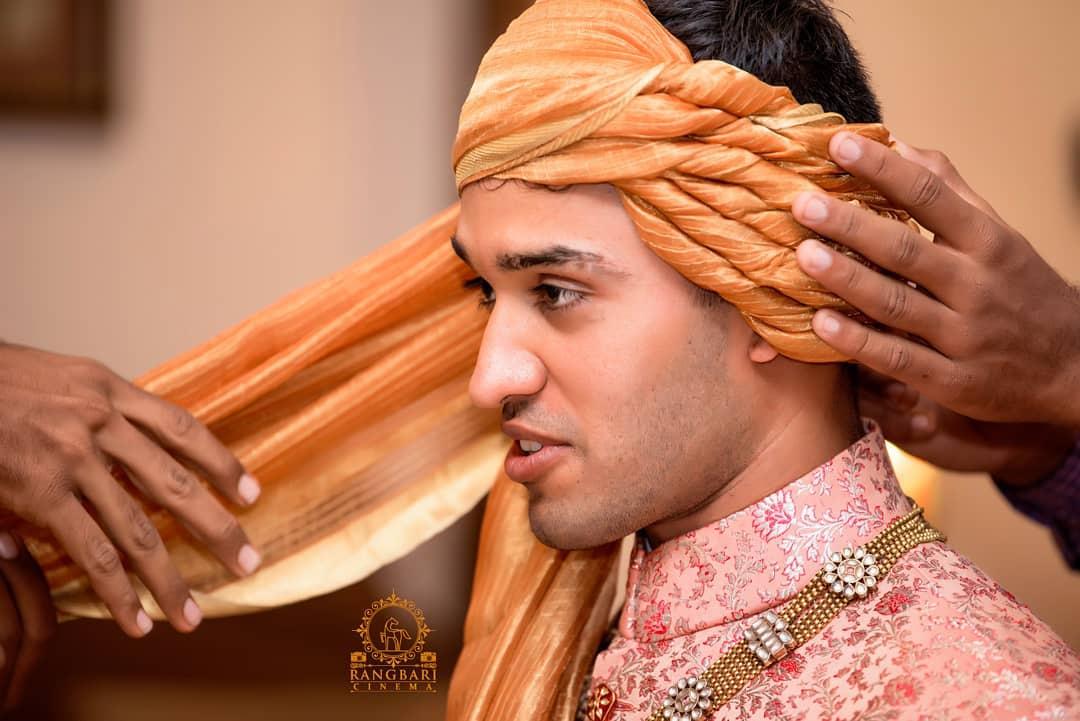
[453,0,911,363]
[10,1,909,720]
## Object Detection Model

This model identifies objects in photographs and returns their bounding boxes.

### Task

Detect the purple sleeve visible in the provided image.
[995,438,1080,570]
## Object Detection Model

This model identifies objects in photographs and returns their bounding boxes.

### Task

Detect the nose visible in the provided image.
[468,307,546,410]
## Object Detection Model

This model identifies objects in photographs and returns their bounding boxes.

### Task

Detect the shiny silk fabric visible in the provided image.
[17,1,917,720]
[17,207,510,618]
[453,0,912,362]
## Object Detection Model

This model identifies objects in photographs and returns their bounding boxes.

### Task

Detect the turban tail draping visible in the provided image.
[15,1,913,719]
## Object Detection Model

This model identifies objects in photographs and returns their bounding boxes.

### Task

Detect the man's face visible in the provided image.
[454,181,762,550]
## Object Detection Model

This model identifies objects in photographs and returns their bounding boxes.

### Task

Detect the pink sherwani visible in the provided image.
[585,424,1080,720]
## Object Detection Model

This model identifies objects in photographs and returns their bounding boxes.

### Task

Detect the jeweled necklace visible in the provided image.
[641,505,944,721]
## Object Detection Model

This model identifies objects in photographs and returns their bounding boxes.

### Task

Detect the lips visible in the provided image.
[504,438,571,484]
[500,422,571,484]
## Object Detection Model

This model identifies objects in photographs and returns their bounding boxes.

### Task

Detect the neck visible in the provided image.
[644,371,862,547]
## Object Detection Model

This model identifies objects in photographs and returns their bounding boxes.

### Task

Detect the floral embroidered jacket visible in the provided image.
[585,424,1080,720]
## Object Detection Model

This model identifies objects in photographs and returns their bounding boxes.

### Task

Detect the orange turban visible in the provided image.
[15,2,910,720]
[453,0,910,363]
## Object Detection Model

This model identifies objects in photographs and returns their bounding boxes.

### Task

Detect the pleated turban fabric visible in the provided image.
[453,0,911,362]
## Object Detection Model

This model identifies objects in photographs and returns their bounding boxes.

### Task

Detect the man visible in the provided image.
[0,0,1077,716]
[446,0,1080,719]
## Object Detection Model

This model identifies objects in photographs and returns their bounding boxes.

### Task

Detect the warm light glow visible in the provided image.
[886,442,940,518]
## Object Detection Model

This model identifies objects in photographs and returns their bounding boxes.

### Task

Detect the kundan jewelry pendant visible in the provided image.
[661,675,713,721]
[823,545,879,600]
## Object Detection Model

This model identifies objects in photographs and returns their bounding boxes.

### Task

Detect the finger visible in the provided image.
[858,373,921,414]
[43,498,153,638]
[857,390,936,445]
[792,191,964,303]
[98,418,261,579]
[889,137,1007,225]
[75,460,202,633]
[107,382,260,507]
[796,237,962,348]
[825,132,996,252]
[0,532,56,710]
[812,308,959,400]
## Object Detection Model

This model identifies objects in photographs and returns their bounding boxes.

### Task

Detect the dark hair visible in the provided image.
[646,0,882,123]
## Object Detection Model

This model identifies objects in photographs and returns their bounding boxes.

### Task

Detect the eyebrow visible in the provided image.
[450,233,629,278]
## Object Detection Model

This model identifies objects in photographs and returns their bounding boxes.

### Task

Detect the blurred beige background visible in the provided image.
[0,1,1077,719]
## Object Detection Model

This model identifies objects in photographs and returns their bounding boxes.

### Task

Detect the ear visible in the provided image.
[748,334,779,363]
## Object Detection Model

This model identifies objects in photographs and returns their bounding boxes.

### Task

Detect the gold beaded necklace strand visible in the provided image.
[649,505,944,721]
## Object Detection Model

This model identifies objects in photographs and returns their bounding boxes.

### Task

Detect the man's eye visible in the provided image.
[463,278,585,313]
[464,277,495,308]
[533,284,584,311]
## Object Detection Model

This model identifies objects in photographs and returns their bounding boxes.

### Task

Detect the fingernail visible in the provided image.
[183,597,203,627]
[818,313,841,336]
[836,134,863,163]
[798,239,833,273]
[798,194,828,223]
[238,473,261,505]
[911,414,931,434]
[0,532,18,560]
[136,610,154,636]
[237,544,262,575]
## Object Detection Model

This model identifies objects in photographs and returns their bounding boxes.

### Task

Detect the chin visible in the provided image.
[526,494,625,550]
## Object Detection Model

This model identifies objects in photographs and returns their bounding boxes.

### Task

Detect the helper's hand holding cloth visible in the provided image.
[792,133,1080,483]
[0,531,56,712]
[0,342,262,636]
